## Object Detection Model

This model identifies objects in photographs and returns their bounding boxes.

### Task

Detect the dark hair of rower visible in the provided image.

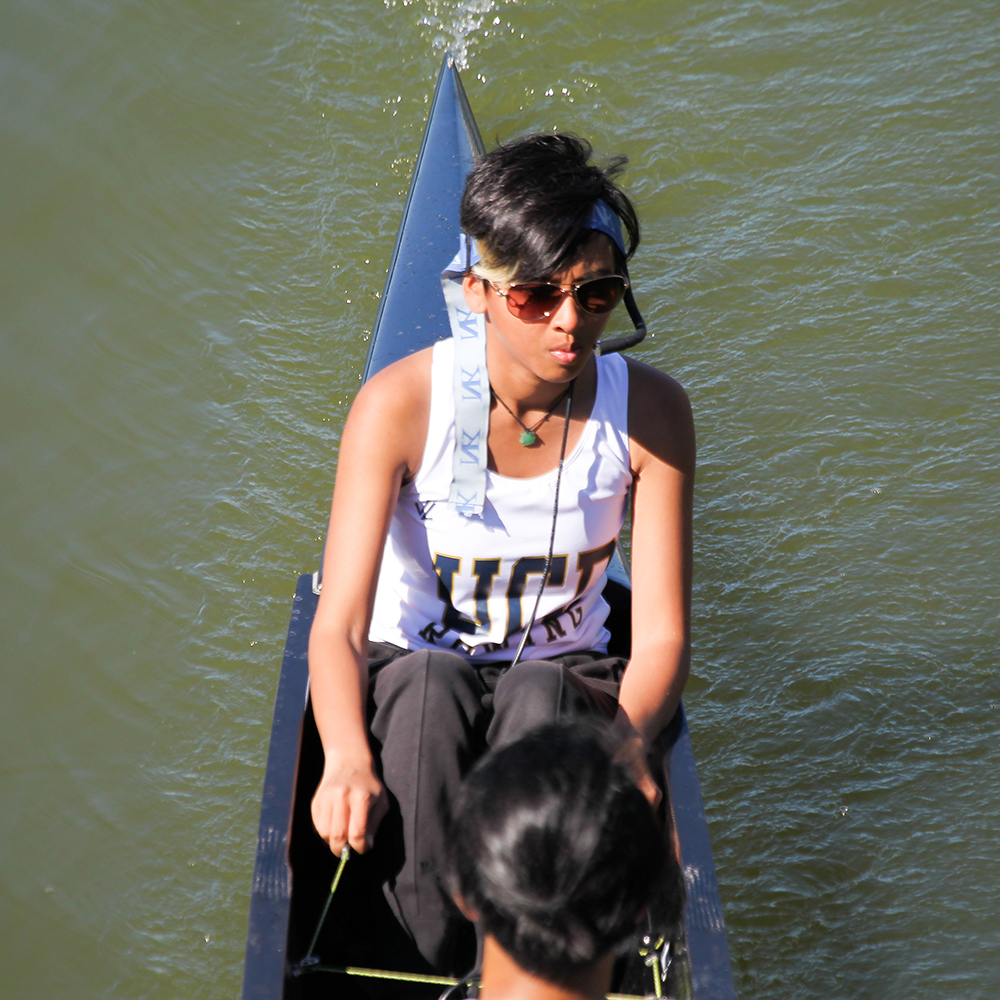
[445,721,683,987]
[460,133,640,283]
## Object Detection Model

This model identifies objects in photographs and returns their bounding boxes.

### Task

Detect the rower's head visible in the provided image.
[446,720,683,987]
[460,133,639,285]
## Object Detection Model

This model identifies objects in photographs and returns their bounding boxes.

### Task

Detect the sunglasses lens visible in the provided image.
[504,284,563,319]
[499,276,627,318]
[577,276,627,314]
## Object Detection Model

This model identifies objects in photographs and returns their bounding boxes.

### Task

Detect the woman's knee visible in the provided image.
[377,647,472,690]
[490,660,566,746]
[372,650,483,737]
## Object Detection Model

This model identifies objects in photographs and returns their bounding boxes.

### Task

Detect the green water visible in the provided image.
[2,1,998,997]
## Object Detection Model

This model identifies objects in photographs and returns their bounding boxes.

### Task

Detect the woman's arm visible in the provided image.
[307,349,431,855]
[615,358,695,803]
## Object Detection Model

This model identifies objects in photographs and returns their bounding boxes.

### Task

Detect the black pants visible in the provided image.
[366,642,628,973]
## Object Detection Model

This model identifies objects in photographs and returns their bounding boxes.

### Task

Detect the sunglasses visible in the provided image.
[486,274,629,320]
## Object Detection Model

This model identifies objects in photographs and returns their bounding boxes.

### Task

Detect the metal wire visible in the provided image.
[300,964,651,1000]
[509,380,576,668]
[296,845,350,969]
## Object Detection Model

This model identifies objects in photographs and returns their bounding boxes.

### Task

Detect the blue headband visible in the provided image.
[442,200,625,518]
[443,199,625,277]
[585,199,626,255]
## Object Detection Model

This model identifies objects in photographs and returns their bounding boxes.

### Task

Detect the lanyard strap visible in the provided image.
[441,265,489,518]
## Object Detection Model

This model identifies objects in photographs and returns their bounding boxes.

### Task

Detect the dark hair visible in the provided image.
[460,133,640,282]
[446,721,680,985]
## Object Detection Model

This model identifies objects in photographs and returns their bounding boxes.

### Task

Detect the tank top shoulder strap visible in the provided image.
[411,338,456,499]
[592,350,631,468]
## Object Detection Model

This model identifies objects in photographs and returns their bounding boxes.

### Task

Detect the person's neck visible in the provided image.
[484,344,595,419]
[478,935,614,1000]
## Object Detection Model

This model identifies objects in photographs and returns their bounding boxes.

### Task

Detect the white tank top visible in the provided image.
[368,338,632,661]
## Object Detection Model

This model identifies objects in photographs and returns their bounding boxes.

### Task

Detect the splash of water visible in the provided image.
[393,0,520,71]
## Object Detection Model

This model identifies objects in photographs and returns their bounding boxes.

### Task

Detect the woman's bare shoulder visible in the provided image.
[354,345,434,414]
[623,355,695,474]
[623,354,690,415]
[343,346,435,478]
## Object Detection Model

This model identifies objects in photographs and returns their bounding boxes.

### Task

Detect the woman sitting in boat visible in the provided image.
[308,132,694,973]
[447,720,684,1000]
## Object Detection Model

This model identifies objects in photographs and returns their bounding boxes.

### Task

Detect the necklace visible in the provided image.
[490,383,574,446]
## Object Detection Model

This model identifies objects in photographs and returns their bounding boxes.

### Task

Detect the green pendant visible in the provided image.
[519,430,537,447]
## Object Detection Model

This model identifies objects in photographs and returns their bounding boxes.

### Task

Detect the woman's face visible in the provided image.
[463,233,620,386]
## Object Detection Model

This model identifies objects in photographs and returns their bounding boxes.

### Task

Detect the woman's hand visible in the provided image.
[628,746,663,813]
[310,753,389,855]
[613,721,663,813]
